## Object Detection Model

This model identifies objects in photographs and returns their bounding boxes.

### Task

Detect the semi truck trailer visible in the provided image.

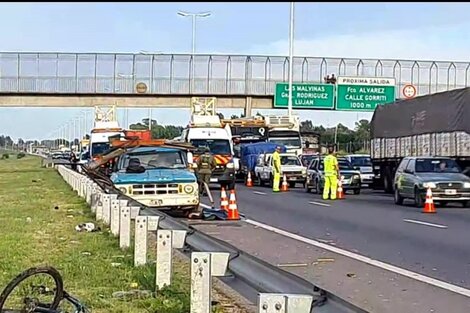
[370,87,470,193]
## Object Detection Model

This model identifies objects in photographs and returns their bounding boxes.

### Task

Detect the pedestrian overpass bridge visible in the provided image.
[0,52,468,115]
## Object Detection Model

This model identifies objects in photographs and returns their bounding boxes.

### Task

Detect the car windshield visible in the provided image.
[415,158,461,173]
[319,158,354,171]
[123,151,186,171]
[190,139,231,155]
[280,156,301,166]
[301,155,315,166]
[91,142,110,157]
[349,156,372,167]
[268,138,301,149]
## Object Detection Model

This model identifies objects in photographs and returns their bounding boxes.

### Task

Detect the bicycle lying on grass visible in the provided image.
[0,267,89,313]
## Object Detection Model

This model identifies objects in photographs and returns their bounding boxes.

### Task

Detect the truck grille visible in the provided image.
[436,182,463,189]
[132,184,179,195]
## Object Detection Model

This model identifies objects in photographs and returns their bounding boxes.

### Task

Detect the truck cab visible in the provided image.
[182,126,236,190]
[111,146,199,216]
[254,152,307,188]
[181,97,236,189]
[265,115,302,156]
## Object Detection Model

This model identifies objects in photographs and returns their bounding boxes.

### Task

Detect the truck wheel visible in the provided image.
[289,182,296,188]
[461,200,470,208]
[258,174,265,187]
[353,188,361,195]
[383,168,393,194]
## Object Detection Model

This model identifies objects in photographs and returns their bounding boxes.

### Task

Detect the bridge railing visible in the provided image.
[0,53,469,97]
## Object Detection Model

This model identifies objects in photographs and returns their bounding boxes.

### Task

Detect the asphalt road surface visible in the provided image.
[204,183,470,290]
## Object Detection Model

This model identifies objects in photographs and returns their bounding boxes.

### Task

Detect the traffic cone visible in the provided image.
[220,187,229,212]
[246,172,253,187]
[281,174,289,192]
[227,190,240,220]
[422,187,436,213]
[336,177,345,200]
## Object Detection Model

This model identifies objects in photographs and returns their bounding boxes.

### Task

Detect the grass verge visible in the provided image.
[0,156,194,312]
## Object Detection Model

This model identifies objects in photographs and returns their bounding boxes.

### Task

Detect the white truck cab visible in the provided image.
[181,98,236,189]
[89,121,125,159]
[265,115,302,156]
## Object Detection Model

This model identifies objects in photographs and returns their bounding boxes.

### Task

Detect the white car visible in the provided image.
[254,153,307,188]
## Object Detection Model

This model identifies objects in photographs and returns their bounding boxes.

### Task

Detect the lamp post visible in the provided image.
[287,2,295,118]
[177,10,212,92]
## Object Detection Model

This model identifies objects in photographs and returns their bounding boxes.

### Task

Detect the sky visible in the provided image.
[1,2,470,140]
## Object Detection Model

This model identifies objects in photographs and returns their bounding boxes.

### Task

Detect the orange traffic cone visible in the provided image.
[422,187,436,213]
[227,190,240,220]
[246,172,253,187]
[281,174,289,192]
[337,177,345,200]
[220,187,229,212]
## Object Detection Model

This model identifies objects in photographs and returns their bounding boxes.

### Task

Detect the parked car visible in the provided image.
[393,156,470,207]
[305,156,362,195]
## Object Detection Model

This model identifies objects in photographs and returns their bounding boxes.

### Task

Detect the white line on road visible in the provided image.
[245,219,470,298]
[403,219,448,229]
[253,191,267,195]
[309,201,331,207]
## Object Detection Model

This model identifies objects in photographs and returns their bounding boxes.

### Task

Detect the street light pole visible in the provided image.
[287,2,295,118]
[177,11,212,93]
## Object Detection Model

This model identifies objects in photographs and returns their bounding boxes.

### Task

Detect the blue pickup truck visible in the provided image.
[110,146,200,216]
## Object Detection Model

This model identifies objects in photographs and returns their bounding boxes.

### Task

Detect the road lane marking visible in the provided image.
[253,191,267,195]
[403,219,448,229]
[244,219,470,298]
[277,263,308,268]
[309,201,331,207]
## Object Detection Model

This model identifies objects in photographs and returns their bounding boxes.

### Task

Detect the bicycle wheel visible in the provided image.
[0,267,64,312]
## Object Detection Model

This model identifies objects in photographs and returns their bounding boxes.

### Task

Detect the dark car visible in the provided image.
[305,156,362,195]
[393,157,470,207]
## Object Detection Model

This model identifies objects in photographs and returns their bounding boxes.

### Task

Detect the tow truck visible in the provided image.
[85,137,200,216]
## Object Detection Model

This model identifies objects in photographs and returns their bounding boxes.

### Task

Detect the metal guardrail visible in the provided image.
[39,156,368,313]
[1,52,469,98]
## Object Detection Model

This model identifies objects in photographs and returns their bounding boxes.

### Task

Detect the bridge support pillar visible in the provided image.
[244,96,253,117]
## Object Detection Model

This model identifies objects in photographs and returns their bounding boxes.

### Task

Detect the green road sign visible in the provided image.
[274,83,335,109]
[336,77,396,111]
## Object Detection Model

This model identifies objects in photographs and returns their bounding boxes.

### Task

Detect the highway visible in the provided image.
[195,183,470,311]
[222,185,470,289]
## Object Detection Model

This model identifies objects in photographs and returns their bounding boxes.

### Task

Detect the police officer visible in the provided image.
[323,145,339,200]
[272,146,282,192]
[196,147,217,195]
